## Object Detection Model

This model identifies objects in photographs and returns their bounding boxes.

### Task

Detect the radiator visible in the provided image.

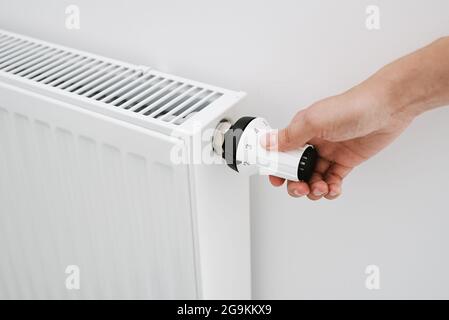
[0,29,251,299]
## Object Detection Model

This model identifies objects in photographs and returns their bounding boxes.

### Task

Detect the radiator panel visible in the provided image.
[0,28,252,300]
[0,83,198,299]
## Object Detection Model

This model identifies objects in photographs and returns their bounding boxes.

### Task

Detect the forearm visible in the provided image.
[352,37,449,119]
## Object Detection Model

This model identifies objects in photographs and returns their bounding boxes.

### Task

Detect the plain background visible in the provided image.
[1,0,449,298]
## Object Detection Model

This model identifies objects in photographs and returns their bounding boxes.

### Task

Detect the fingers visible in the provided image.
[268,159,351,201]
[305,157,330,200]
[261,110,317,152]
[323,163,352,200]
[286,172,329,200]
[287,180,310,197]
[306,172,329,200]
[324,176,342,200]
[269,175,285,187]
[286,158,329,199]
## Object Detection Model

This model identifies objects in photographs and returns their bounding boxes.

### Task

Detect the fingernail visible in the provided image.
[261,132,278,150]
[313,189,324,196]
[329,190,339,197]
[293,189,303,197]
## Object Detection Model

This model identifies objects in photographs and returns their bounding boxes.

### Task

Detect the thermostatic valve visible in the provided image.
[213,116,318,182]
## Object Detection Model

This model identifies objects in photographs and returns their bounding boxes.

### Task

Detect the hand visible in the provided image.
[262,37,449,200]
[262,84,415,200]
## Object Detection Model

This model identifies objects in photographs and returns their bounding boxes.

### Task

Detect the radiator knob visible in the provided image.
[214,117,317,182]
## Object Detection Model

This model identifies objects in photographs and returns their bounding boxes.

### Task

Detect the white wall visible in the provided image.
[1,0,449,298]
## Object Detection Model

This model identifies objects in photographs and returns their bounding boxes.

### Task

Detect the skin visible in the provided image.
[262,37,449,200]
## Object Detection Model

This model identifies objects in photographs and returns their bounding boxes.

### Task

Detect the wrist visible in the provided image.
[383,76,421,120]
[366,68,423,122]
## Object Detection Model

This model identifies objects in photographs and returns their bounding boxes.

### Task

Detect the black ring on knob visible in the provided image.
[222,116,256,172]
[297,146,318,182]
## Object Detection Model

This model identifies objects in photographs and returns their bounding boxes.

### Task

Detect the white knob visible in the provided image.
[216,117,317,182]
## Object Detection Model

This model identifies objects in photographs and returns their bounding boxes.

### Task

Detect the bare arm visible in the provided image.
[263,37,449,200]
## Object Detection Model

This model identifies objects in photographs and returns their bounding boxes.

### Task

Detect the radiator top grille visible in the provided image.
[0,31,240,128]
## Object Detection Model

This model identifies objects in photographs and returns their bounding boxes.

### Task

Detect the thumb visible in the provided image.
[261,112,317,152]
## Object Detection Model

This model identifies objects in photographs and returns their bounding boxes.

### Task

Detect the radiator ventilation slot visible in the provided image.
[0,32,226,125]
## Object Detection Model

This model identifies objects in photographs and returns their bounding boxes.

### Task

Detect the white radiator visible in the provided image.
[0,29,251,299]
